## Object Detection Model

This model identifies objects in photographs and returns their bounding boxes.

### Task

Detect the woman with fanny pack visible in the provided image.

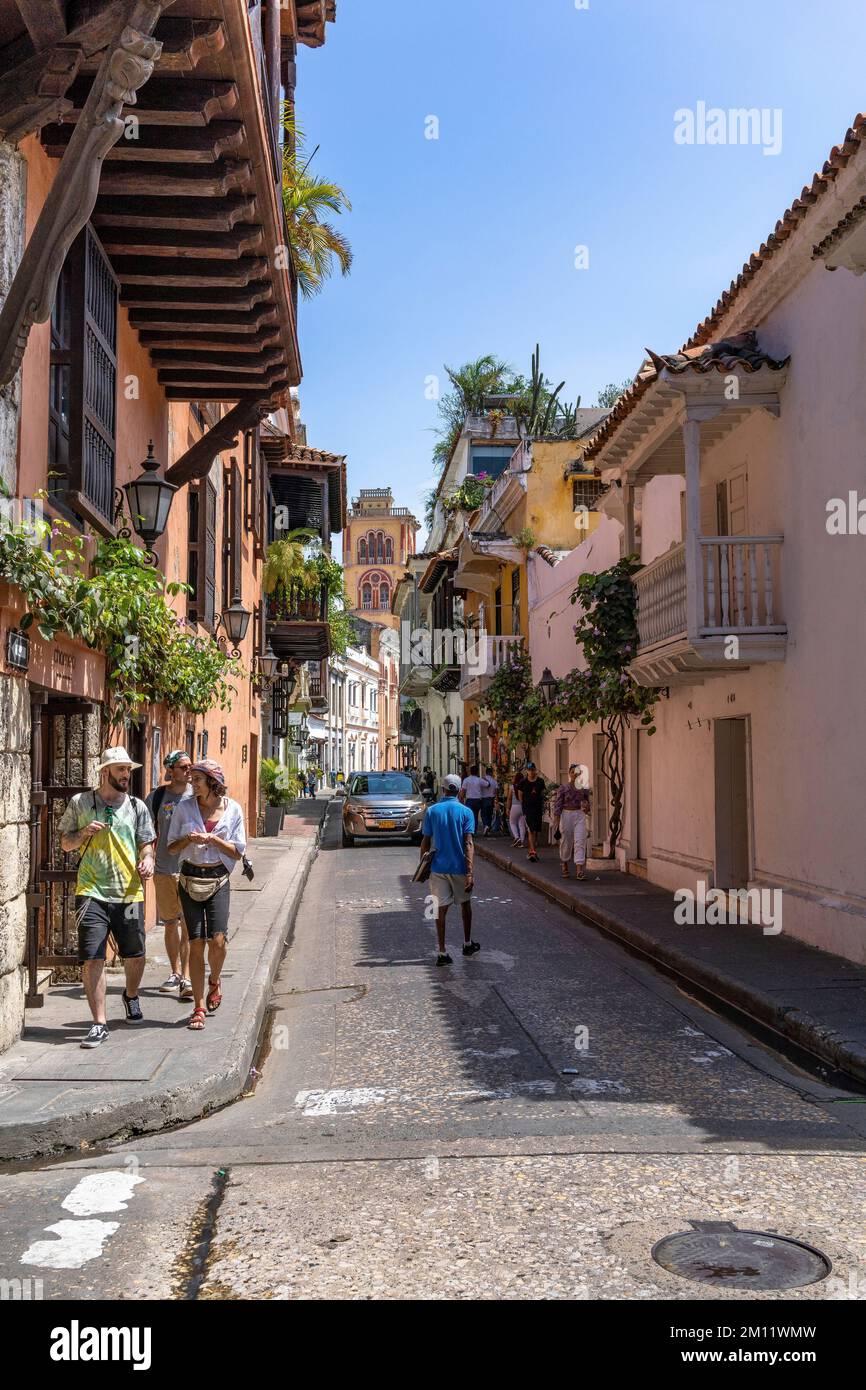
[167,759,246,1031]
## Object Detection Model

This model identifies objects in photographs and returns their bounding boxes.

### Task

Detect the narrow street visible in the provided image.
[2,803,864,1302]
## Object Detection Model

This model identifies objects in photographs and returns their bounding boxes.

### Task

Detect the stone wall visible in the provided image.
[0,140,25,492]
[0,676,31,1051]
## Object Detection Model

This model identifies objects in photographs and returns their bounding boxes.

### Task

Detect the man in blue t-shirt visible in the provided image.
[419,773,480,967]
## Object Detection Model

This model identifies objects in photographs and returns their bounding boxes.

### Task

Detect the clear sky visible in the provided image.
[294,0,866,529]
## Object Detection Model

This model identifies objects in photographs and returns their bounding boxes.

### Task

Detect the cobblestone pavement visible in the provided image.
[1,806,865,1301]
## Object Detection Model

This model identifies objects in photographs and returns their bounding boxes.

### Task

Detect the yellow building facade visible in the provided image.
[343,488,420,630]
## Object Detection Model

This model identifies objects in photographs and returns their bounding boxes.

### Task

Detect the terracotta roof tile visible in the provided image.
[684,112,866,349]
[585,332,789,461]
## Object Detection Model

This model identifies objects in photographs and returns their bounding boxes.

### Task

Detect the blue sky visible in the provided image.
[295,0,866,529]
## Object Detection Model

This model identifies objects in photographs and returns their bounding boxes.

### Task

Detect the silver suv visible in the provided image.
[341,771,430,847]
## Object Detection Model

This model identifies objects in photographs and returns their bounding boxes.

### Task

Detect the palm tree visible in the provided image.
[281,107,352,299]
[433,354,516,472]
[262,529,318,595]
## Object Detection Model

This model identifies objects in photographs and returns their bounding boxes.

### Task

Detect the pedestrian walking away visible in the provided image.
[167,758,247,1031]
[552,764,592,880]
[479,765,498,836]
[57,747,156,1048]
[506,771,527,847]
[518,763,546,862]
[459,763,486,833]
[419,772,480,966]
[146,750,194,1001]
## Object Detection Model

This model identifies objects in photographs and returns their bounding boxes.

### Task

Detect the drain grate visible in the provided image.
[652,1221,831,1291]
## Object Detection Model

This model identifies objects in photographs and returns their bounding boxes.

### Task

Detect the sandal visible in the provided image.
[206,978,223,1013]
[560,865,570,879]
[187,1008,206,1031]
[576,869,586,881]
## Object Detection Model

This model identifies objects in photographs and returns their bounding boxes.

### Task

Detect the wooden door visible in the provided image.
[592,732,609,850]
[636,728,653,862]
[714,718,749,889]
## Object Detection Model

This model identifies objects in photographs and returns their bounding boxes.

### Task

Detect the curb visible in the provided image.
[476,841,866,1086]
[0,802,332,1162]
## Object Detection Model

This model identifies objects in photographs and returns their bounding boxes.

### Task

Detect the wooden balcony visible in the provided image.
[460,635,524,703]
[632,538,786,685]
[308,658,328,712]
[266,582,330,663]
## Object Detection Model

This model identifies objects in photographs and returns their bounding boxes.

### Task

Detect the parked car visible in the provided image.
[341,771,432,847]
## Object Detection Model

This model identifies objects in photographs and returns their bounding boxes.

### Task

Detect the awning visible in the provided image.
[306,717,328,743]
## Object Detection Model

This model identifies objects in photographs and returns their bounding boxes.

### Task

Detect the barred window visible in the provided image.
[572,477,605,510]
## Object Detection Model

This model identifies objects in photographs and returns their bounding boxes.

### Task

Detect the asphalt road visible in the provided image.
[2,802,865,1301]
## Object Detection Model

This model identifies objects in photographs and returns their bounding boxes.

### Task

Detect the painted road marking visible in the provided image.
[21,1220,120,1270]
[19,1169,144,1271]
[61,1171,144,1216]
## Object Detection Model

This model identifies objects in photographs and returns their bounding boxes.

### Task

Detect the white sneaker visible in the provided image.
[159,973,181,993]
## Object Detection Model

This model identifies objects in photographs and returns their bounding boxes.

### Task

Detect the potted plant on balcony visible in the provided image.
[260,757,300,835]
[264,530,317,620]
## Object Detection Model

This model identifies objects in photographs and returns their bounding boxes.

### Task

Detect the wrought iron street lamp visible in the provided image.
[214,600,251,660]
[538,666,558,708]
[118,441,178,564]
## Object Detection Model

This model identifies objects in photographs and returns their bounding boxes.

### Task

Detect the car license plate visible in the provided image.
[376,820,397,829]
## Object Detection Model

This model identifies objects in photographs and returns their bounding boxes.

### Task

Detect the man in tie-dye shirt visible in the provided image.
[58,747,155,1048]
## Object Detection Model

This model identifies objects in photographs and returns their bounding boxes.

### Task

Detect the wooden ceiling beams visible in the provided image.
[28,1,300,402]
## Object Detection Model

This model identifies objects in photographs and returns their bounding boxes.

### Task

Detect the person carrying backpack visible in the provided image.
[57,747,156,1048]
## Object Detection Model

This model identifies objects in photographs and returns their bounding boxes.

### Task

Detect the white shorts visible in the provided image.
[429,873,471,907]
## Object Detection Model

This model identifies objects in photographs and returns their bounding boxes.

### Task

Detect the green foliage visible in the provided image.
[443,473,493,514]
[281,106,352,300]
[432,355,516,475]
[596,379,632,409]
[482,644,547,761]
[544,556,664,853]
[262,529,318,594]
[0,507,240,728]
[510,525,537,550]
[260,757,303,808]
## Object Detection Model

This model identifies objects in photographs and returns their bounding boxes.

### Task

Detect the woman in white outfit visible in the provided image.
[552,764,591,880]
[506,772,526,847]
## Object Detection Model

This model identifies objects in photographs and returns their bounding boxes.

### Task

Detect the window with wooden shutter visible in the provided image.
[47,224,118,532]
[230,459,243,602]
[203,478,217,631]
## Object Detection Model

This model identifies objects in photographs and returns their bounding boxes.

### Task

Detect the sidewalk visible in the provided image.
[0,795,333,1161]
[475,835,866,1085]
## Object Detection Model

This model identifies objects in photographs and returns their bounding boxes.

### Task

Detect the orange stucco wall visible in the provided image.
[6,134,265,936]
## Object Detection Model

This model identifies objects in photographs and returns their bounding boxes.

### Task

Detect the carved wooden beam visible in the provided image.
[165,399,269,489]
[15,0,68,50]
[0,0,172,389]
[0,43,82,141]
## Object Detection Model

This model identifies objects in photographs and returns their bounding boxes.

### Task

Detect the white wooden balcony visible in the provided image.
[459,634,524,702]
[632,537,786,685]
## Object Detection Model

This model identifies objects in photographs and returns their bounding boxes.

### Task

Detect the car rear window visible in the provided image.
[349,774,417,797]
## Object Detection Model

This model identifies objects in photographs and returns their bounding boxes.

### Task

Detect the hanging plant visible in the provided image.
[545,556,664,854]
[0,505,241,728]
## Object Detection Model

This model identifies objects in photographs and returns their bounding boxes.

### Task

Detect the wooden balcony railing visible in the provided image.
[635,538,785,650]
[266,580,328,625]
[635,545,687,648]
[698,536,785,634]
[459,634,524,695]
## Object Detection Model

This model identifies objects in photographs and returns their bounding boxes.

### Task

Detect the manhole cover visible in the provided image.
[652,1222,831,1291]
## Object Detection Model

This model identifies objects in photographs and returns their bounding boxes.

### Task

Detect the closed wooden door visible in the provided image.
[636,729,653,861]
[714,718,749,889]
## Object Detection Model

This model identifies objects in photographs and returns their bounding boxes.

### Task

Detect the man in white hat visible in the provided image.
[58,747,156,1048]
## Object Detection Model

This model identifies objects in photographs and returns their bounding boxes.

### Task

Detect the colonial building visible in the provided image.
[0,0,336,1050]
[533,111,866,966]
[343,487,419,629]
